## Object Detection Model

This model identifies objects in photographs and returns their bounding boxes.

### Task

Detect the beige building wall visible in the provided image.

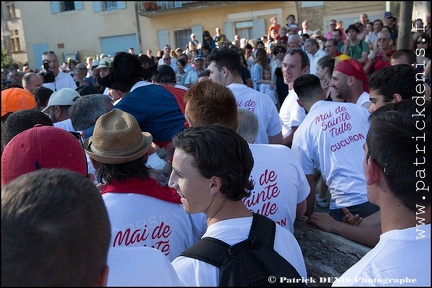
[6,1,428,71]
[18,1,139,69]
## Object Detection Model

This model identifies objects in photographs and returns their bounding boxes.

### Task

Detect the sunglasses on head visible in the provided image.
[43,51,55,55]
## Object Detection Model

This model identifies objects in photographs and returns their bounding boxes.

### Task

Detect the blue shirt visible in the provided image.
[115,82,186,143]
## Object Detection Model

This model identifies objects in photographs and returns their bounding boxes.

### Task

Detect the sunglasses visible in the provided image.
[43,51,55,55]
[417,39,425,44]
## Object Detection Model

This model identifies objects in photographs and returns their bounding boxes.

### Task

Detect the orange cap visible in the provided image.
[1,88,37,117]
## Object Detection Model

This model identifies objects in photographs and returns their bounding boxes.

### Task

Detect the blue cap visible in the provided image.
[384,11,393,19]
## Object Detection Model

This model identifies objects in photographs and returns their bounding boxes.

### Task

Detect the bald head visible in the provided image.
[22,72,43,93]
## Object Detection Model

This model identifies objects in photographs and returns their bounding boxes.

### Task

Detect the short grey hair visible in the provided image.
[236,108,259,144]
[69,94,113,131]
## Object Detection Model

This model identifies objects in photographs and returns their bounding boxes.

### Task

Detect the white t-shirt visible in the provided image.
[172,216,307,286]
[53,118,77,132]
[158,58,179,73]
[258,82,278,105]
[103,192,206,261]
[244,144,309,233]
[333,224,431,287]
[279,89,307,139]
[292,100,370,209]
[357,91,372,110]
[42,71,77,91]
[308,49,327,75]
[228,83,282,144]
[107,246,181,286]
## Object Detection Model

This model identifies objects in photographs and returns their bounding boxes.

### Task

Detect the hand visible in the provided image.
[367,50,376,60]
[342,207,363,226]
[321,78,330,90]
[343,39,350,46]
[270,80,275,90]
[306,212,338,232]
[96,182,105,191]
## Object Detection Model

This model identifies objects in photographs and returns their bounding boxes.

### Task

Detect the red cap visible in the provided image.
[334,59,370,92]
[1,125,87,185]
[1,88,37,117]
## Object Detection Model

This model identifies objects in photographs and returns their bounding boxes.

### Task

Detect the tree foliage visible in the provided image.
[1,50,13,69]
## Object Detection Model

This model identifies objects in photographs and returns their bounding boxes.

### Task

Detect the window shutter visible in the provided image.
[93,2,102,12]
[223,22,234,42]
[117,1,126,9]
[253,18,265,40]
[158,29,170,50]
[191,25,202,40]
[74,1,84,10]
[50,1,60,14]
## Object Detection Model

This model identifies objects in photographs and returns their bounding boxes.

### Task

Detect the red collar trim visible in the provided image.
[101,177,181,204]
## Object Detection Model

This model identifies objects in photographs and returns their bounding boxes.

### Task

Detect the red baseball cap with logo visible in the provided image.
[1,125,87,185]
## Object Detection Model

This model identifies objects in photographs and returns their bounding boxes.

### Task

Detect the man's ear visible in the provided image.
[54,105,62,116]
[392,93,402,103]
[209,176,222,195]
[365,157,381,186]
[87,173,96,183]
[222,67,229,78]
[96,265,109,287]
[89,157,99,170]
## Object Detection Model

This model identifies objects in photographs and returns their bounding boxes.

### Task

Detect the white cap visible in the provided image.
[97,57,113,69]
[42,88,81,112]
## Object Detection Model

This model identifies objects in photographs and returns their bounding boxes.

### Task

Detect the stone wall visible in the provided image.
[294,216,371,287]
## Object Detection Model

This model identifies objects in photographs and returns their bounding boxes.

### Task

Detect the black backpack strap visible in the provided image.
[180,236,231,268]
[248,212,276,250]
[180,214,266,267]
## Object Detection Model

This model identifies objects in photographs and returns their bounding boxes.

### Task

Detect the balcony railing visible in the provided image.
[137,1,236,15]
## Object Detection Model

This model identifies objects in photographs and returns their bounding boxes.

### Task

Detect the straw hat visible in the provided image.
[83,109,153,164]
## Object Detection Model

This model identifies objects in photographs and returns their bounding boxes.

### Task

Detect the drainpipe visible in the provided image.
[135,2,143,54]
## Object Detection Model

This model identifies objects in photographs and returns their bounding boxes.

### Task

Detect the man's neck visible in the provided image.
[349,38,359,45]
[380,200,429,233]
[345,91,362,104]
[226,76,244,86]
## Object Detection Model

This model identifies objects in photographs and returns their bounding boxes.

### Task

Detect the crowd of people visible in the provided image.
[1,10,431,287]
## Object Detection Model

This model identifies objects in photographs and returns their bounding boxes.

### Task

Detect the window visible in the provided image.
[175,29,192,51]
[300,1,323,7]
[10,29,21,52]
[61,1,75,12]
[5,1,16,18]
[104,1,118,10]
[235,21,253,40]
